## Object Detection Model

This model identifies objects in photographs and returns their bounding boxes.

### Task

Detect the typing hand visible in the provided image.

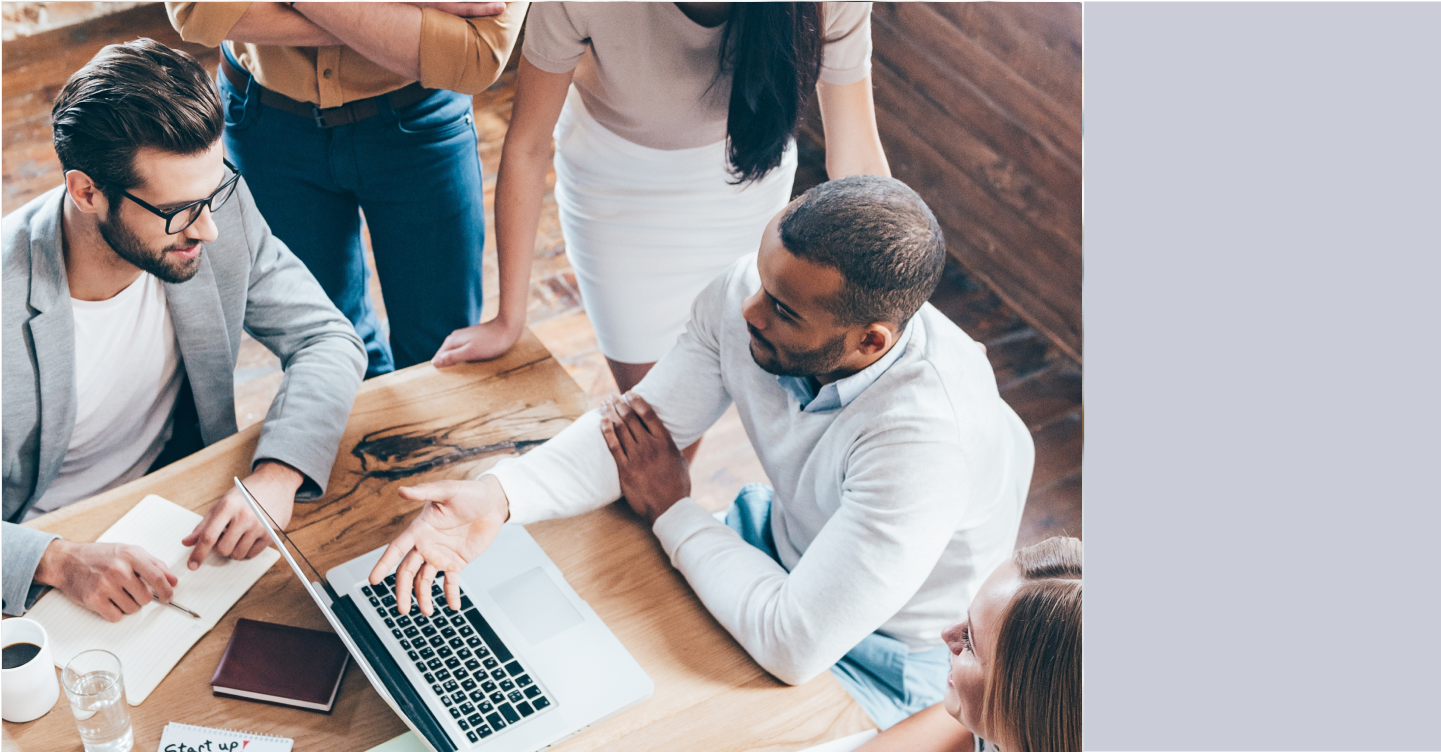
[370,476,510,616]
[601,393,691,525]
[431,317,523,368]
[183,461,301,570]
[32,540,177,623]
[406,2,507,18]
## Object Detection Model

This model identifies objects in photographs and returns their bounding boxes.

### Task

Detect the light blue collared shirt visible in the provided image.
[778,323,915,413]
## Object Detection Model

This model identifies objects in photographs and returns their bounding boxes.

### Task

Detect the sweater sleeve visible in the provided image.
[234,179,367,499]
[487,260,739,525]
[2,521,59,616]
[652,433,970,685]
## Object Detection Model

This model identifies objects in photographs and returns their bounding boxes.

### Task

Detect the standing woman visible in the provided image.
[432,3,889,402]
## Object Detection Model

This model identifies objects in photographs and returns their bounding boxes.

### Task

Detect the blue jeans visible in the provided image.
[219,48,486,376]
[725,484,951,730]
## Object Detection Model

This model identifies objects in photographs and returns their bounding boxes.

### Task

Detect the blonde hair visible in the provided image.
[983,537,1083,752]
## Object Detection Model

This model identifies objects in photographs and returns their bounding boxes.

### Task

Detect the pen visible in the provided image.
[155,595,202,619]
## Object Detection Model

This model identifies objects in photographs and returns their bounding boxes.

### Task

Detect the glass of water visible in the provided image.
[61,649,133,752]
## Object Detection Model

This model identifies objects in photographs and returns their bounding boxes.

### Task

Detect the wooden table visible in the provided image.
[3,330,873,751]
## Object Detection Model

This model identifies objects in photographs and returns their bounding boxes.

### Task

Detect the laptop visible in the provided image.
[235,477,653,752]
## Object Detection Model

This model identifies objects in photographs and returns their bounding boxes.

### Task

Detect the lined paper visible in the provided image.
[27,495,279,705]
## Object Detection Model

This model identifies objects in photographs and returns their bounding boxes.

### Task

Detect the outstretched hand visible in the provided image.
[600,393,691,525]
[369,476,510,615]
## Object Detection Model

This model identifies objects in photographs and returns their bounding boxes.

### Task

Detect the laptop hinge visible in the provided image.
[331,594,456,752]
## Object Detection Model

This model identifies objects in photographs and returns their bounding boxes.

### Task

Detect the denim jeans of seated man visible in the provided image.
[724,483,951,730]
[218,46,487,377]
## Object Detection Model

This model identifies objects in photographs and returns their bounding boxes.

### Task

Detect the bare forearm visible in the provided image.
[227,2,343,46]
[492,57,574,329]
[492,145,547,328]
[854,704,972,752]
[818,76,891,178]
[294,2,423,80]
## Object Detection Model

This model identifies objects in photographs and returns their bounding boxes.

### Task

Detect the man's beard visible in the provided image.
[97,211,202,284]
[748,324,849,377]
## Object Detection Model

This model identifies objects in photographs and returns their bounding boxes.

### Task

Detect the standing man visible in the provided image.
[167,2,528,377]
[3,40,365,620]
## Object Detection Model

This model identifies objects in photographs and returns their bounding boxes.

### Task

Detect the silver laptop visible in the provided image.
[235,478,653,752]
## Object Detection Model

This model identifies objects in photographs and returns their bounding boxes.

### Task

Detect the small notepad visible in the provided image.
[27,495,280,704]
[158,722,292,752]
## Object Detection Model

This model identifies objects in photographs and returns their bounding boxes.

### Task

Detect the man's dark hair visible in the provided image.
[51,38,223,202]
[778,175,947,327]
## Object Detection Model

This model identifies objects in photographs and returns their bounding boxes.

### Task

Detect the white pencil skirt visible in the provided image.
[553,88,798,364]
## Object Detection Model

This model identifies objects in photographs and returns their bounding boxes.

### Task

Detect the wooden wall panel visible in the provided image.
[847,3,1082,361]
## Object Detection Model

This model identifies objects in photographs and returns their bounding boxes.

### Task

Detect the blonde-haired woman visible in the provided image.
[858,536,1082,752]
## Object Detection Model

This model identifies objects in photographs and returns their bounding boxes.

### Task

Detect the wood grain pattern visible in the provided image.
[3,330,871,751]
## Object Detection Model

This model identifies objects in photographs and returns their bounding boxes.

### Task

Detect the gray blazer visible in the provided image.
[3,181,366,615]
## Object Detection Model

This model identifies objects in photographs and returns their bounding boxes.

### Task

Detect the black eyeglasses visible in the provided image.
[119,158,242,235]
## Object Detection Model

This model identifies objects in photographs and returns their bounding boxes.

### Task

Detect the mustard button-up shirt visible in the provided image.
[166,2,528,108]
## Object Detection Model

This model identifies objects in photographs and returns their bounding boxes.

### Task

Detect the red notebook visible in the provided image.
[211,618,350,712]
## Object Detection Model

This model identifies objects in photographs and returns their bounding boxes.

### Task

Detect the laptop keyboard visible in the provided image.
[364,575,553,744]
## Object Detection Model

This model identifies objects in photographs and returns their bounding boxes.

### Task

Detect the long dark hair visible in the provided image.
[718,3,825,184]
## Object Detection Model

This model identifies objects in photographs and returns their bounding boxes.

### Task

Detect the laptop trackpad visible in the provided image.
[489,567,585,646]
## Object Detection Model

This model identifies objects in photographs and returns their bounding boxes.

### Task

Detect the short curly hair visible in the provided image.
[778,175,947,327]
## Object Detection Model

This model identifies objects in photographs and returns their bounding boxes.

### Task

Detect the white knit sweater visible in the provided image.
[487,256,1034,685]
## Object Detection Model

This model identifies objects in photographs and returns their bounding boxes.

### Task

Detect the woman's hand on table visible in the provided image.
[371,475,511,615]
[431,316,524,368]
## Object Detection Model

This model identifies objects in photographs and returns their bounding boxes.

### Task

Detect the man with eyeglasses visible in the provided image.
[2,40,366,622]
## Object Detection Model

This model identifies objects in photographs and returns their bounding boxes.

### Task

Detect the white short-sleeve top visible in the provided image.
[522,2,873,150]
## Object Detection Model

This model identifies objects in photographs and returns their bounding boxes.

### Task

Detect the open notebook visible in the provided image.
[26,495,280,705]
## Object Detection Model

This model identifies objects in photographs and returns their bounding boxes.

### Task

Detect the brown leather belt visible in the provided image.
[220,53,432,129]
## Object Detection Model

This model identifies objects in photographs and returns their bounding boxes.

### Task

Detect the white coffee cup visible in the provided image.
[2,617,61,723]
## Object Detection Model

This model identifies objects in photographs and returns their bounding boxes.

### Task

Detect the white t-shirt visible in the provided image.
[30,272,183,517]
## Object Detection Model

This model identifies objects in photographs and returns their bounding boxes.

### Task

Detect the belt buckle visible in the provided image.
[311,104,332,129]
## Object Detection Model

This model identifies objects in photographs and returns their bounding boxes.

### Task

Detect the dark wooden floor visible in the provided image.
[1,3,1080,548]
[872,2,1084,363]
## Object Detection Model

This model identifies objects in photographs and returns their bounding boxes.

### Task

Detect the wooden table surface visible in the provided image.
[2,329,873,752]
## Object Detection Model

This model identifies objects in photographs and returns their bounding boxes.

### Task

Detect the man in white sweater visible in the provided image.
[372,176,1035,728]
